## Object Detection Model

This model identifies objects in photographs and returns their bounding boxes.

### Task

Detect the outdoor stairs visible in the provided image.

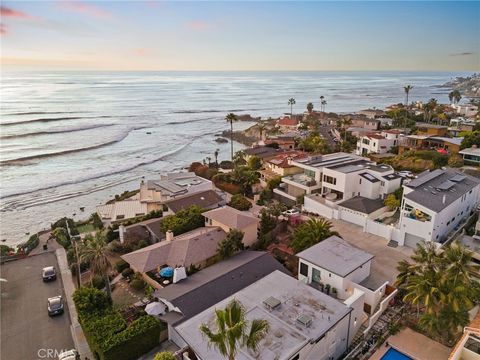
[351,323,368,349]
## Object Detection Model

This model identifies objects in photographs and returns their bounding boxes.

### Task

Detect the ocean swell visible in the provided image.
[0,124,116,139]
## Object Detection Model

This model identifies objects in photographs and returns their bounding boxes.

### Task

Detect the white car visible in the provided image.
[58,349,79,360]
[282,208,300,216]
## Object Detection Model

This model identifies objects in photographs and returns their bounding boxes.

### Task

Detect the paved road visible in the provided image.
[1,252,74,360]
[318,125,338,148]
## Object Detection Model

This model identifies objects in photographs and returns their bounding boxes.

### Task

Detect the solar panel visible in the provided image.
[450,174,466,182]
[437,180,455,191]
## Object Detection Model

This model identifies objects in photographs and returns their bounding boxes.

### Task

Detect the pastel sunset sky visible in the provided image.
[1,1,479,71]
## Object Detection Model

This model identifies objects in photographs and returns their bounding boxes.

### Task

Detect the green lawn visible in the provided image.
[76,223,96,234]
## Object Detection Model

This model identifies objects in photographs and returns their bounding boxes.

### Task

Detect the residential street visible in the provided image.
[1,252,74,360]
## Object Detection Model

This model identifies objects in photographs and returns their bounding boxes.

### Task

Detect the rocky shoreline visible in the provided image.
[440,73,480,98]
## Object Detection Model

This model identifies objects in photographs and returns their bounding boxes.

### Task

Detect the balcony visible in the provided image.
[282,173,319,189]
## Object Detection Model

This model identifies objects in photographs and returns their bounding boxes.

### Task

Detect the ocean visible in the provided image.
[0,71,468,246]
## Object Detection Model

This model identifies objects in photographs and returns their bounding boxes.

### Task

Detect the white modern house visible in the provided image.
[398,169,480,247]
[451,103,479,118]
[96,172,213,224]
[175,270,354,360]
[297,236,397,338]
[274,153,402,221]
[275,153,401,207]
[356,130,401,156]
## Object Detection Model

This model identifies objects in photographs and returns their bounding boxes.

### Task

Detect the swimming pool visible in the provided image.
[381,347,413,360]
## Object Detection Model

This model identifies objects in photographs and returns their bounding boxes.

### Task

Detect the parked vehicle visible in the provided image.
[58,349,79,360]
[282,208,300,217]
[47,296,64,316]
[397,170,414,178]
[42,266,57,282]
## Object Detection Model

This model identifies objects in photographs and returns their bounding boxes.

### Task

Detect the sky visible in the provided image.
[1,1,479,71]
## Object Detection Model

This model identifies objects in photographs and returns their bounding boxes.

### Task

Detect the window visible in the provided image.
[300,262,308,277]
[323,175,337,185]
[290,355,300,360]
[381,181,385,186]
[359,179,362,184]
[116,215,125,220]
[304,169,315,178]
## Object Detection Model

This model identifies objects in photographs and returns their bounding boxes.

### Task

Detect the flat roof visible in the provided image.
[338,196,386,214]
[164,190,224,213]
[175,270,351,360]
[297,236,374,277]
[155,251,288,325]
[294,152,363,169]
[404,168,480,213]
[460,147,480,156]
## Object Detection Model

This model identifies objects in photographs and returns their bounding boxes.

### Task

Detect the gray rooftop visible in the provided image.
[404,168,480,213]
[460,147,480,156]
[294,152,362,169]
[155,251,289,325]
[297,236,374,277]
[243,146,285,159]
[338,196,386,214]
[164,190,224,213]
[146,172,208,196]
[175,270,351,360]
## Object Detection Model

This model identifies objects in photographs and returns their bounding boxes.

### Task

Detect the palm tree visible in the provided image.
[320,95,325,111]
[307,102,314,114]
[206,156,212,166]
[288,98,296,118]
[200,299,269,360]
[448,91,454,104]
[290,218,339,253]
[214,148,220,167]
[453,90,462,104]
[342,116,352,143]
[404,85,413,108]
[257,122,267,141]
[321,99,327,112]
[225,113,238,161]
[79,232,112,298]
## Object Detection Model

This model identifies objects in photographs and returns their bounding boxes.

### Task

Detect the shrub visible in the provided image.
[73,286,161,360]
[160,205,204,236]
[0,244,14,256]
[130,278,146,291]
[91,275,106,290]
[217,229,244,259]
[228,194,252,211]
[384,194,400,211]
[122,268,134,279]
[91,213,104,229]
[53,227,71,249]
[137,240,149,249]
[115,259,130,273]
[17,233,39,254]
[247,155,262,170]
[219,160,234,169]
[448,154,464,167]
[154,352,176,360]
[214,180,242,195]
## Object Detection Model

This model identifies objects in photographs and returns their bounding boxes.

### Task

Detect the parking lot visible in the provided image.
[1,252,74,360]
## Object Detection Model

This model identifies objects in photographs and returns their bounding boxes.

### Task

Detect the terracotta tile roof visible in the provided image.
[267,150,308,168]
[277,117,299,126]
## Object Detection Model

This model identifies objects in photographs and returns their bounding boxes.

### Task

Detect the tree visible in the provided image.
[228,194,253,211]
[307,102,314,113]
[226,113,238,161]
[232,150,246,166]
[320,95,325,111]
[449,90,462,105]
[217,229,244,259]
[200,299,269,360]
[341,116,352,143]
[290,218,339,253]
[288,98,296,118]
[404,85,413,107]
[395,241,479,342]
[321,99,327,112]
[384,194,400,211]
[79,232,113,298]
[153,352,176,360]
[247,155,262,171]
[214,148,220,167]
[460,131,480,149]
[160,205,205,236]
[298,132,331,153]
[423,98,438,123]
[257,122,267,141]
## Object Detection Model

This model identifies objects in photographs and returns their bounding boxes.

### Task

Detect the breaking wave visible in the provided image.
[0,124,115,139]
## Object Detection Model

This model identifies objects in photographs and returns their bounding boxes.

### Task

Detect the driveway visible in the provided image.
[1,252,74,360]
[329,218,414,284]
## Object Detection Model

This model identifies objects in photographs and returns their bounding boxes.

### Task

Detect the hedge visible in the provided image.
[17,233,39,255]
[73,287,161,360]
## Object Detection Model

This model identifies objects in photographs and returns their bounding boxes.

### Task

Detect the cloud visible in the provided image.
[450,52,475,57]
[0,6,33,19]
[185,20,214,32]
[60,0,112,19]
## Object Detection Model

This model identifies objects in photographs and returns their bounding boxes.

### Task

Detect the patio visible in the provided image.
[369,327,451,360]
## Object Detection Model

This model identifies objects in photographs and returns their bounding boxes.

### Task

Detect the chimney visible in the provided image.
[119,225,126,244]
[442,194,446,204]
[166,230,174,242]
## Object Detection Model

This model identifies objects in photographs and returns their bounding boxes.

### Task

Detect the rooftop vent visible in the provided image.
[296,314,312,328]
[263,296,281,310]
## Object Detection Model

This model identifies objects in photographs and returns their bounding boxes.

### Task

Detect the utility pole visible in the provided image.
[66,220,81,288]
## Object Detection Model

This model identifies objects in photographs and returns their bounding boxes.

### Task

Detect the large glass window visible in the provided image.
[312,268,321,283]
[323,175,337,185]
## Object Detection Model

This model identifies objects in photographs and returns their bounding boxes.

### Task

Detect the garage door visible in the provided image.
[404,233,424,248]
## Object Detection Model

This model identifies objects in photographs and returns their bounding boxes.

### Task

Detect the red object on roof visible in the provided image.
[267,150,308,168]
[277,117,299,126]
[437,149,448,155]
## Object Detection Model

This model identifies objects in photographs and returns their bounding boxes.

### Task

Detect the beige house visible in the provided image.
[202,206,259,247]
